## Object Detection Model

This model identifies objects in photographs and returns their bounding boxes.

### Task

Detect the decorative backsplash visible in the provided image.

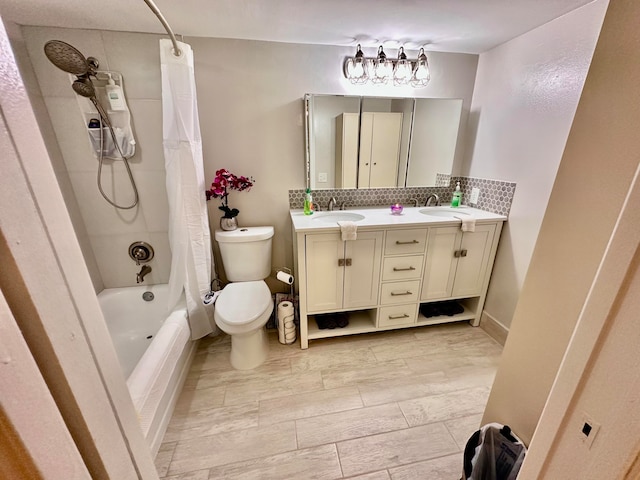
[289,176,516,216]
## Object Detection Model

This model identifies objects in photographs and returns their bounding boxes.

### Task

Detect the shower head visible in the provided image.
[72,78,112,128]
[44,40,95,76]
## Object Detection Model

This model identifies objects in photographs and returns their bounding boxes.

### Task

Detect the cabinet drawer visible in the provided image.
[382,255,424,281]
[385,229,428,255]
[378,304,417,327]
[380,280,421,305]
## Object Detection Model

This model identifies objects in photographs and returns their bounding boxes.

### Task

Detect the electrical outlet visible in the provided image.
[580,413,601,449]
[318,172,328,183]
[470,187,480,205]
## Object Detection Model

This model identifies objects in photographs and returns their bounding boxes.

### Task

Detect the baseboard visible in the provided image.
[480,311,509,346]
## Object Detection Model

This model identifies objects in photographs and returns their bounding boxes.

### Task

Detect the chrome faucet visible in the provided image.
[409,198,420,207]
[327,197,337,211]
[136,264,152,283]
[424,193,440,206]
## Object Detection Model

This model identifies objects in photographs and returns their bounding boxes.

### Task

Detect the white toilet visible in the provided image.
[214,226,274,370]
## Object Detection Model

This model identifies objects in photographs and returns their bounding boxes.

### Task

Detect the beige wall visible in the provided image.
[17,28,478,290]
[482,0,640,445]
[465,0,608,330]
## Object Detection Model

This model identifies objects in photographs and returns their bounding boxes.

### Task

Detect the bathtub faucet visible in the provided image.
[136,264,152,283]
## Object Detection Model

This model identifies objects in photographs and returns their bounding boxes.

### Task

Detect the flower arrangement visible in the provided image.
[205,169,254,218]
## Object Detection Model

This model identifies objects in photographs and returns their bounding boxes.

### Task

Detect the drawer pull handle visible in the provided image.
[393,266,416,272]
[390,291,413,296]
[388,313,410,320]
[396,240,419,245]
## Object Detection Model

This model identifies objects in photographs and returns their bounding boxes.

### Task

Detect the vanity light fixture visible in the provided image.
[344,44,431,87]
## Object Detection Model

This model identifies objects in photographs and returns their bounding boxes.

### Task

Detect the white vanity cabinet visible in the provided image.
[305,231,383,312]
[421,224,497,300]
[291,208,505,349]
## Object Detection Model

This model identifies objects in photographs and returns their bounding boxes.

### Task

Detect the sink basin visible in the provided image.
[312,212,365,223]
[419,208,470,218]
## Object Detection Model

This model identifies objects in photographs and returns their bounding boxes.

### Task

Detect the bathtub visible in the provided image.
[98,284,196,456]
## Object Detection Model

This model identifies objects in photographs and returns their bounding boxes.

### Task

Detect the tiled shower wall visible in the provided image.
[289,176,516,217]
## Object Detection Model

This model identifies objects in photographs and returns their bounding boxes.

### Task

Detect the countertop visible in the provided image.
[290,205,507,233]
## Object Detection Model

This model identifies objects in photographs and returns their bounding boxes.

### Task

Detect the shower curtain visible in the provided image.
[160,39,215,339]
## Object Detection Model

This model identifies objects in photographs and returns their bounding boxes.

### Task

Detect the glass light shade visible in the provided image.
[371,46,391,84]
[344,44,368,84]
[393,47,412,85]
[410,48,431,87]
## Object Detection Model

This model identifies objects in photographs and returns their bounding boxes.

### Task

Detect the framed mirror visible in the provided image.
[305,94,463,190]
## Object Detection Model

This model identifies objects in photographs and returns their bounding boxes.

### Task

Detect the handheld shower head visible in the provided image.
[72,77,112,128]
[44,40,93,76]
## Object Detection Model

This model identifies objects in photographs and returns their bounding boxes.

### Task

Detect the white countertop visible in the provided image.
[290,205,507,233]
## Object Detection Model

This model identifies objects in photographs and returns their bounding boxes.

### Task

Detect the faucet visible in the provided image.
[339,202,347,210]
[327,197,337,211]
[409,198,420,207]
[136,264,152,283]
[424,193,440,206]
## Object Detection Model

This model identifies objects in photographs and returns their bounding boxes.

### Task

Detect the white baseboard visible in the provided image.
[480,311,509,346]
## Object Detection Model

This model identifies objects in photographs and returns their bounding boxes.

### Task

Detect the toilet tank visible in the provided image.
[215,226,274,281]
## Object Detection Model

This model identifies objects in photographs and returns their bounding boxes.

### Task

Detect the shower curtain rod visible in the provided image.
[142,0,182,56]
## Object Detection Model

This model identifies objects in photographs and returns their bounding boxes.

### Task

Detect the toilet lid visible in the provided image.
[216,281,272,326]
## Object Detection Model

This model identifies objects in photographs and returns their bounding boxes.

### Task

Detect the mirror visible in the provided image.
[305,94,463,189]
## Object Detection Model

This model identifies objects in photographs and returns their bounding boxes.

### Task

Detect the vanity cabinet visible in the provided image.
[305,231,383,312]
[291,209,505,349]
[421,224,497,300]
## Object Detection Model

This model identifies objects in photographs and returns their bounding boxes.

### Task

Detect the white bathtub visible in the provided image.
[98,284,196,456]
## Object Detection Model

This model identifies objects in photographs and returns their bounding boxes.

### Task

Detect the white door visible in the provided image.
[305,233,344,312]
[343,231,383,308]
[369,112,403,188]
[452,224,496,297]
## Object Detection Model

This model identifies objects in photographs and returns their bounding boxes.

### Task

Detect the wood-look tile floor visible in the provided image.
[155,322,503,480]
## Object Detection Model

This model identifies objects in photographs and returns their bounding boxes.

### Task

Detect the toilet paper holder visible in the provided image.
[275,267,294,297]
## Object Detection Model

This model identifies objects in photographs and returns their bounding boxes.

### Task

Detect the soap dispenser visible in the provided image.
[451,181,462,207]
[303,188,314,215]
[105,73,126,111]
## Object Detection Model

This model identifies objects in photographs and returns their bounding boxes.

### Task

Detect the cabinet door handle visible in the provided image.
[390,290,413,296]
[338,258,345,266]
[460,249,468,257]
[388,313,410,320]
[454,250,460,258]
[393,266,416,272]
[396,240,419,245]
[345,258,352,266]
[454,249,468,258]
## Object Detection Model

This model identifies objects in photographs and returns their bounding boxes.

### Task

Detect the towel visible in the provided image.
[454,215,476,232]
[337,221,357,241]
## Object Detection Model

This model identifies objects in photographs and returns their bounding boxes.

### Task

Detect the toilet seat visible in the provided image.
[215,281,272,329]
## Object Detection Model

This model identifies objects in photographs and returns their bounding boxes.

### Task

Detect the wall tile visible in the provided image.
[127,99,166,172]
[68,169,148,236]
[137,171,170,232]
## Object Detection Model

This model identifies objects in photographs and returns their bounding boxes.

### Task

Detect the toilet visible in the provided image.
[214,226,274,370]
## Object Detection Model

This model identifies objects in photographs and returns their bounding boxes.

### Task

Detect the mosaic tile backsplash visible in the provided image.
[289,176,516,217]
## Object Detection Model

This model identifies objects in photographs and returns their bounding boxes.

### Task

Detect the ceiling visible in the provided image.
[0,0,595,54]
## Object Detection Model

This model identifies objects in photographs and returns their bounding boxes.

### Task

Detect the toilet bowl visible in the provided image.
[214,226,275,370]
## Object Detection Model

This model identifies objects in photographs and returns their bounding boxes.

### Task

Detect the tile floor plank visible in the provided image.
[336,423,459,477]
[388,453,462,480]
[296,403,409,449]
[398,386,491,426]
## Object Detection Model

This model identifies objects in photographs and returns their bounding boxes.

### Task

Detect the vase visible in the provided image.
[220,216,238,231]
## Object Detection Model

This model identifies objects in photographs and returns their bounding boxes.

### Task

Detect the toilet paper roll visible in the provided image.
[277,301,296,345]
[276,271,294,285]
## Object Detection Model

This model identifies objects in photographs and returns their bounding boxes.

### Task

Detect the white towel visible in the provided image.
[455,215,476,232]
[337,221,357,241]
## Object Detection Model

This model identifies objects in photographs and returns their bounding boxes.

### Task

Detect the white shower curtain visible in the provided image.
[160,39,215,339]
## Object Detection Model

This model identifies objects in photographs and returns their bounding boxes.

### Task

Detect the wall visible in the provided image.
[19,29,478,290]
[481,0,640,445]
[464,0,609,331]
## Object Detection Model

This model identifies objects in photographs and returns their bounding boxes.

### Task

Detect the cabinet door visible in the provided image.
[305,233,344,312]
[368,113,403,188]
[452,224,496,297]
[421,226,460,301]
[335,113,359,189]
[343,231,383,308]
[357,113,374,188]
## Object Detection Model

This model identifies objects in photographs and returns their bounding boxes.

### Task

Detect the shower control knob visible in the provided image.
[129,241,154,265]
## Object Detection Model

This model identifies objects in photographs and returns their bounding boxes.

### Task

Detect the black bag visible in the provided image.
[461,423,527,480]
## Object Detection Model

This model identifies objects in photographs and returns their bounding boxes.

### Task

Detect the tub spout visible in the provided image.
[136,264,152,283]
